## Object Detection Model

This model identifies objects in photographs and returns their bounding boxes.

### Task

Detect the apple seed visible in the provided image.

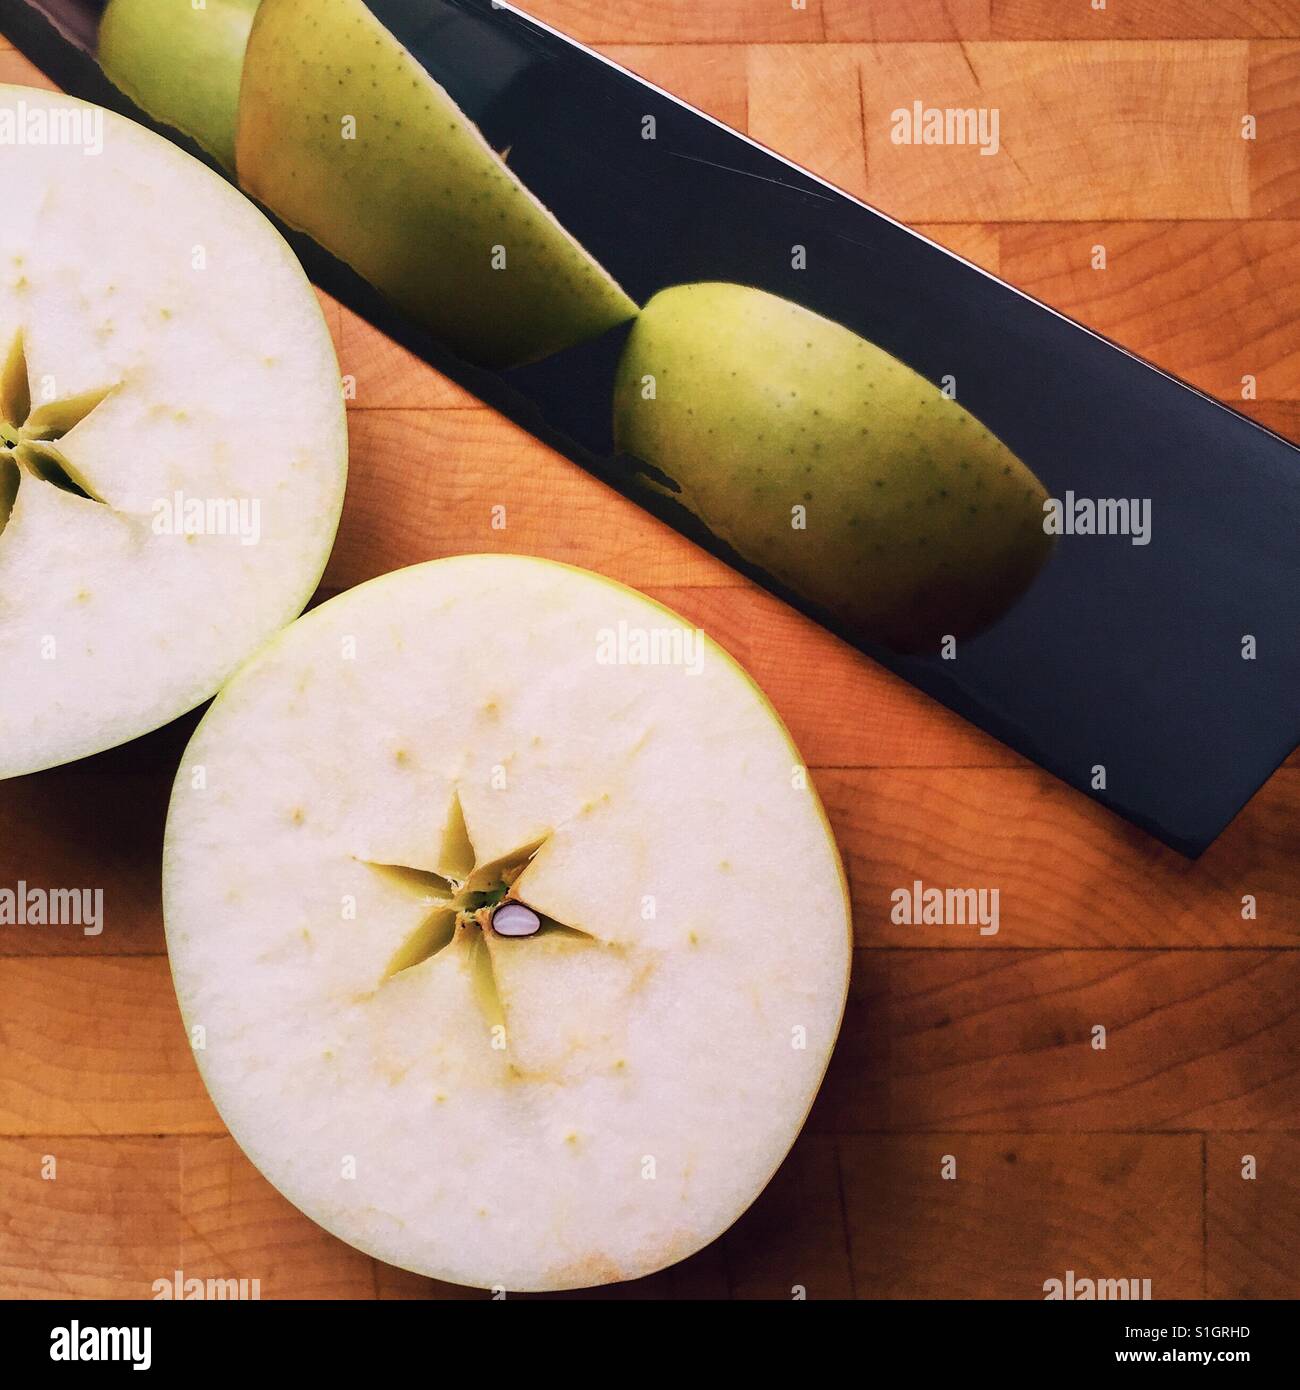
[491,902,542,938]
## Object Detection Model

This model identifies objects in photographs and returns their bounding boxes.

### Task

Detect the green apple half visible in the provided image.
[615,283,1054,652]
[98,0,260,172]
[163,555,850,1290]
[0,86,346,778]
[235,0,638,369]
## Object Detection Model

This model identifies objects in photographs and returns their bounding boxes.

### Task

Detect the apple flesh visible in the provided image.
[0,86,346,779]
[162,555,851,1291]
[98,0,260,172]
[614,282,1054,652]
[236,0,638,369]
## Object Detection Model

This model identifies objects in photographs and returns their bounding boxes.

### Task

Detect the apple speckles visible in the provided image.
[615,283,1053,651]
[163,553,847,1289]
[236,0,635,367]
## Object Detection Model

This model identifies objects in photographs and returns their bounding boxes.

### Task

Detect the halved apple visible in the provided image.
[0,86,346,779]
[98,0,260,172]
[163,556,851,1291]
[235,0,638,368]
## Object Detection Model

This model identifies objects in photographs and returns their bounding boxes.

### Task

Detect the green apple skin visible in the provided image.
[235,0,638,370]
[98,0,259,172]
[614,283,1055,652]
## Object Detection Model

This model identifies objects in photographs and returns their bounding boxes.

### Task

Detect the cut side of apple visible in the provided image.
[163,555,851,1291]
[236,0,638,369]
[0,86,346,779]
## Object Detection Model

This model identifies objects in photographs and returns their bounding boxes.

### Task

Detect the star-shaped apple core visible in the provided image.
[0,329,116,536]
[361,793,593,1031]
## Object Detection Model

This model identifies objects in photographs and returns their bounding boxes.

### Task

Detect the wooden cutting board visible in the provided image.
[1,0,1297,1300]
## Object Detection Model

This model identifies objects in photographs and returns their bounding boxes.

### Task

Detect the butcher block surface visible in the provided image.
[1,0,1298,1299]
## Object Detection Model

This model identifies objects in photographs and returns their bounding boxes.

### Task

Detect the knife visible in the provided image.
[4,0,1298,856]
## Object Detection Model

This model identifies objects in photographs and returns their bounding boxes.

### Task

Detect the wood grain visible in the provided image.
[327,407,734,592]
[1244,398,1300,441]
[819,768,1300,948]
[1205,1133,1300,1297]
[857,42,1252,222]
[0,1139,182,1298]
[0,0,1297,1300]
[824,0,991,43]
[839,1133,1204,1298]
[0,959,216,1135]
[1248,43,1300,217]
[337,308,483,412]
[0,1136,376,1299]
[747,44,867,199]
[178,1137,377,1298]
[8,942,1295,1145]
[515,0,824,45]
[599,44,750,130]
[0,767,170,956]
[914,222,1002,274]
[818,949,1300,1134]
[649,583,1025,770]
[993,1,1300,41]
[723,1131,856,1299]
[1000,221,1300,400]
